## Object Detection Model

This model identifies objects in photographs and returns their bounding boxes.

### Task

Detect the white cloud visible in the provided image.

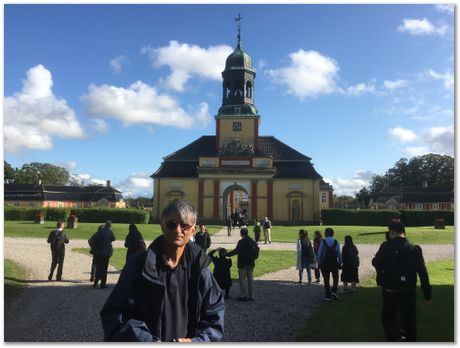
[435,4,454,13]
[266,49,341,99]
[323,171,373,196]
[4,64,85,153]
[405,146,430,157]
[68,173,106,186]
[346,83,375,96]
[428,69,454,89]
[142,41,233,92]
[389,127,418,143]
[58,161,77,171]
[91,118,109,133]
[383,79,408,91]
[116,173,152,198]
[110,55,128,74]
[398,18,448,36]
[81,81,211,128]
[424,125,454,155]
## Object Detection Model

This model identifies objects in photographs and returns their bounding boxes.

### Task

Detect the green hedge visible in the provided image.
[4,207,149,224]
[400,210,454,226]
[321,208,453,226]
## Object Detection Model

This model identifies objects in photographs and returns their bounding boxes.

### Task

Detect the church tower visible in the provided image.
[215,15,260,153]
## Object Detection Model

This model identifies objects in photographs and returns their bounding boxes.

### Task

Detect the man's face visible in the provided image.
[161,212,196,248]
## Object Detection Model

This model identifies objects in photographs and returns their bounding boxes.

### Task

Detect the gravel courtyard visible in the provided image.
[4,229,454,342]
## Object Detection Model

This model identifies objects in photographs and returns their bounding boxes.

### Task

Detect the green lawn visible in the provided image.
[269,225,454,244]
[4,259,28,304]
[4,221,223,241]
[74,247,297,281]
[296,258,454,342]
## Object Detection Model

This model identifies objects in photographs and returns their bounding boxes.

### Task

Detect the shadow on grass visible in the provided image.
[358,231,387,236]
[296,284,454,342]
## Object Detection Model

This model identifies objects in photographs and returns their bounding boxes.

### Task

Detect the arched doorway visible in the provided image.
[222,185,250,225]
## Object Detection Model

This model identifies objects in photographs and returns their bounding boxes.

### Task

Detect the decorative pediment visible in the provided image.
[219,138,254,156]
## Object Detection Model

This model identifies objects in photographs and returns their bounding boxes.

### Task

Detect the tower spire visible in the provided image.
[235,13,242,48]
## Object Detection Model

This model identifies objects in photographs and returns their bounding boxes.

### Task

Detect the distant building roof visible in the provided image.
[320,179,334,191]
[4,183,124,202]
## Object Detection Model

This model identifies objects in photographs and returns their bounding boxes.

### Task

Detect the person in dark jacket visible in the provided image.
[312,230,322,283]
[100,200,224,342]
[316,227,342,301]
[88,225,104,282]
[209,248,232,299]
[195,224,211,252]
[47,221,69,281]
[227,228,258,302]
[92,220,116,289]
[372,219,432,342]
[341,235,359,292]
[124,224,145,263]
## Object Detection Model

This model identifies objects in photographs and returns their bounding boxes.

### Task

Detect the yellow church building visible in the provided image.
[152,27,333,224]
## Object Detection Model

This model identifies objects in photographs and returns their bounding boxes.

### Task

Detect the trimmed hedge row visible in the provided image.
[4,207,150,224]
[321,208,454,227]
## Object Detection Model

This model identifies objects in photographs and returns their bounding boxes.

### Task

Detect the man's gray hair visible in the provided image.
[161,200,197,225]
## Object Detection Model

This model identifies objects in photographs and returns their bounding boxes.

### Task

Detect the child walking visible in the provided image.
[296,230,314,284]
[209,248,233,299]
[341,235,359,292]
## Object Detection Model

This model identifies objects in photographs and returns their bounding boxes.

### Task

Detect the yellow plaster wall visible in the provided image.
[153,178,199,219]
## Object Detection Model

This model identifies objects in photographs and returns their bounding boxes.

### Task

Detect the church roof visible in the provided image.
[152,136,321,179]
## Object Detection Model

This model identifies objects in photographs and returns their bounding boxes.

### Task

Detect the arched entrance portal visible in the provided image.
[222,185,250,225]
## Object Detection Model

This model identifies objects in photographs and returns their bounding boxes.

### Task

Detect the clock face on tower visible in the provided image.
[233,122,242,131]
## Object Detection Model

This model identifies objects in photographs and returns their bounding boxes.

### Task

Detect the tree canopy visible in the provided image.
[12,162,70,185]
[4,161,16,183]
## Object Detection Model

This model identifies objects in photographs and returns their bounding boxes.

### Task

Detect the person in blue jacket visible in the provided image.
[100,200,225,342]
[316,227,342,301]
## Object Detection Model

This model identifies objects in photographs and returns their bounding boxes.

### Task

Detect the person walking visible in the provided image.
[227,227,259,302]
[372,219,432,342]
[209,248,233,299]
[47,221,69,281]
[88,225,103,282]
[124,223,145,263]
[100,200,224,342]
[312,230,322,283]
[262,217,272,244]
[92,220,116,289]
[296,230,314,284]
[341,235,359,293]
[226,216,233,236]
[195,224,211,252]
[316,227,342,301]
[253,218,261,243]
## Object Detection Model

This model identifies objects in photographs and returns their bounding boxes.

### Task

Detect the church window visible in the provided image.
[321,192,327,204]
[246,81,252,98]
[234,107,241,114]
[226,87,231,98]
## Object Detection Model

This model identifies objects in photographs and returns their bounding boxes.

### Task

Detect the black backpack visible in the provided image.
[323,239,339,269]
[51,230,66,251]
[247,239,260,261]
[382,244,418,290]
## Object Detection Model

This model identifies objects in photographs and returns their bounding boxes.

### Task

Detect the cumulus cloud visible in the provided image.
[323,170,375,196]
[398,18,448,36]
[116,173,152,198]
[405,146,430,157]
[383,79,408,91]
[346,83,376,96]
[266,49,341,99]
[428,69,454,89]
[57,161,77,171]
[141,41,233,92]
[424,125,454,155]
[81,81,211,128]
[389,127,418,143]
[4,64,85,153]
[91,118,109,133]
[110,55,128,74]
[69,173,106,186]
[435,4,454,13]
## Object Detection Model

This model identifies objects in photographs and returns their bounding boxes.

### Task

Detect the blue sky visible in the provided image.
[4,4,455,197]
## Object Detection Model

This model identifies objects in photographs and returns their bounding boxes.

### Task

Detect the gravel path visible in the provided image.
[4,230,454,342]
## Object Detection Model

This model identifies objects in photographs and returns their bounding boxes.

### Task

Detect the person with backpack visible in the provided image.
[253,218,261,243]
[227,227,259,302]
[88,225,103,282]
[341,235,359,293]
[208,248,233,299]
[296,230,314,284]
[372,219,432,342]
[316,227,342,301]
[92,220,116,289]
[262,217,272,244]
[195,224,211,252]
[47,221,69,281]
[312,230,322,283]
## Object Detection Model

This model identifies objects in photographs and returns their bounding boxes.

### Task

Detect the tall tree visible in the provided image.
[4,161,16,183]
[354,187,371,207]
[14,162,70,185]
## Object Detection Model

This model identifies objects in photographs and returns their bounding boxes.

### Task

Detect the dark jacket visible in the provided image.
[124,229,144,260]
[195,231,211,251]
[47,228,69,252]
[100,236,225,342]
[93,227,116,257]
[227,236,256,268]
[208,250,232,290]
[372,237,431,300]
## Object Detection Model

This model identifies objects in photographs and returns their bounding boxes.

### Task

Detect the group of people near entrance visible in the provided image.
[46,199,431,342]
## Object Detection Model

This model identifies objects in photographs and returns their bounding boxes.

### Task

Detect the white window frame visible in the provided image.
[415,203,423,210]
